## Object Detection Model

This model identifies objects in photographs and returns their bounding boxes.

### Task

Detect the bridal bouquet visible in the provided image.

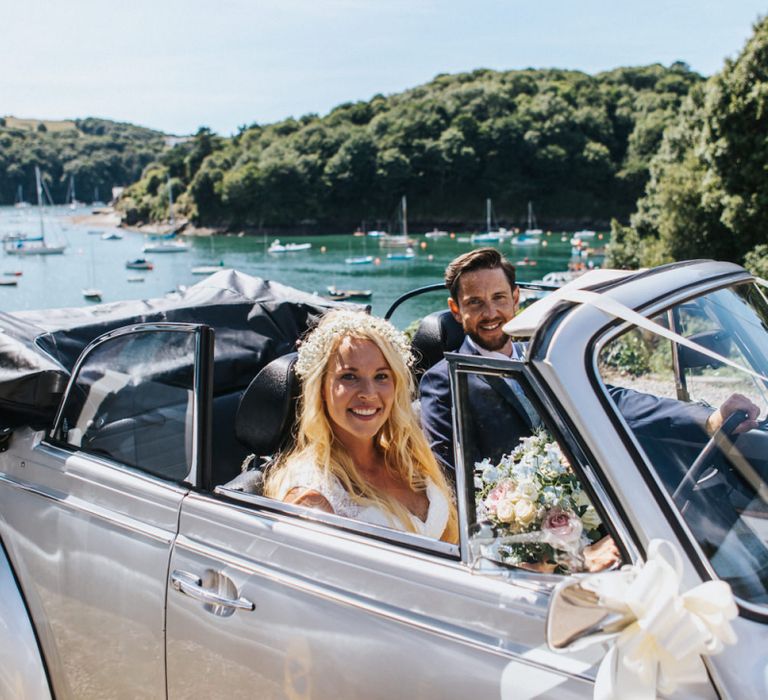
[474,430,602,573]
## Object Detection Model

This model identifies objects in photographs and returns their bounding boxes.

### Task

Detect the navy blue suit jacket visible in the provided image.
[418,337,713,474]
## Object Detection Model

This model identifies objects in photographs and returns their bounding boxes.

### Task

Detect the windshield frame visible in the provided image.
[587,279,768,622]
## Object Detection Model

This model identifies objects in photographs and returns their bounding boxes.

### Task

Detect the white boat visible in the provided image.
[510,234,540,247]
[471,198,512,243]
[386,247,415,260]
[142,241,189,253]
[424,229,449,239]
[573,229,597,239]
[366,230,387,238]
[127,276,145,283]
[101,231,123,240]
[82,288,102,301]
[523,201,543,236]
[191,263,226,275]
[4,168,67,256]
[345,255,374,265]
[268,240,312,253]
[379,196,415,248]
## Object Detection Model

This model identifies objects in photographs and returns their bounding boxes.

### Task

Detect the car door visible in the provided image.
[0,322,212,699]
[165,359,615,700]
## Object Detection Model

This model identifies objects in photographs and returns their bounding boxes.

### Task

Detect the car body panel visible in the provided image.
[0,428,187,698]
[166,492,599,699]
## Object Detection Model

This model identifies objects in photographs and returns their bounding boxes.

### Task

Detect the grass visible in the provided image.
[3,116,78,132]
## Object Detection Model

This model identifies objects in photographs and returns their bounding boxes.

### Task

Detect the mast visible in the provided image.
[167,177,175,229]
[401,195,407,236]
[528,201,533,230]
[486,197,491,232]
[35,166,45,239]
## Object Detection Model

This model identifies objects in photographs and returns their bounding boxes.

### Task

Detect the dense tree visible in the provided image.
[616,16,768,266]
[0,117,165,206]
[118,64,702,231]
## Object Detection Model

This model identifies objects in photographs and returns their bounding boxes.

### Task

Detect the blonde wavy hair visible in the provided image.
[265,309,458,544]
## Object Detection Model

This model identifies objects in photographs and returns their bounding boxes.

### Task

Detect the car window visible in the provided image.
[453,363,618,575]
[597,282,768,607]
[54,328,198,481]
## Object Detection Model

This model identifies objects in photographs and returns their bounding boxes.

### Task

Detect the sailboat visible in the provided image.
[13,185,29,209]
[142,178,189,253]
[65,175,82,209]
[3,167,67,256]
[471,199,511,243]
[379,196,415,248]
[82,239,103,301]
[523,201,543,235]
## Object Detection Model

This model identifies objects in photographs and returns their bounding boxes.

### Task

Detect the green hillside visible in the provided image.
[0,116,167,205]
[119,63,702,232]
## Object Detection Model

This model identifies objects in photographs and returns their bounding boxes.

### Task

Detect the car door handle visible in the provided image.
[171,569,255,611]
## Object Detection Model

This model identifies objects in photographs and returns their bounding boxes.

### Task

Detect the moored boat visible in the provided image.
[344,255,374,265]
[126,258,154,270]
[142,240,189,253]
[268,240,312,253]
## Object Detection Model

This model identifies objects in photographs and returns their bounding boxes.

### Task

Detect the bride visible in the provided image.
[264,309,458,543]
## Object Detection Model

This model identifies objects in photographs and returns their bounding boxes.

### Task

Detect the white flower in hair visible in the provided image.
[295,310,413,379]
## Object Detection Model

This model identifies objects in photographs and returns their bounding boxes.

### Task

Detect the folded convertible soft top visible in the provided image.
[0,269,344,427]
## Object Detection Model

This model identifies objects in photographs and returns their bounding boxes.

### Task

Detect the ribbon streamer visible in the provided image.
[576,539,737,700]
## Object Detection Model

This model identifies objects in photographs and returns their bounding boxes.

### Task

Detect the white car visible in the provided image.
[0,262,764,699]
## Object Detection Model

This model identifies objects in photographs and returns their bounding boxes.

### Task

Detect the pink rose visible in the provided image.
[484,478,516,515]
[542,507,583,545]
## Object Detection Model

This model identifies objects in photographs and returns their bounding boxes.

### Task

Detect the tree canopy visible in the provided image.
[0,117,166,206]
[118,65,702,231]
[609,15,768,268]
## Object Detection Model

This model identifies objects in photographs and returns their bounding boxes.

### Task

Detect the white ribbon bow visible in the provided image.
[580,539,738,700]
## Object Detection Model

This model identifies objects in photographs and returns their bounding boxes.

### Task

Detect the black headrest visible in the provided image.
[235,352,300,456]
[411,310,465,375]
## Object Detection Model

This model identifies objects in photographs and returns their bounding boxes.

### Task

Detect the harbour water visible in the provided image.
[0,205,605,328]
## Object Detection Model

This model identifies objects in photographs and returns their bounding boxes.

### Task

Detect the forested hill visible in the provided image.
[0,117,167,205]
[120,63,702,232]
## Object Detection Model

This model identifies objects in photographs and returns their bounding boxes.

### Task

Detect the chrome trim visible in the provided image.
[213,487,460,558]
[174,535,591,683]
[0,472,176,545]
[171,570,254,611]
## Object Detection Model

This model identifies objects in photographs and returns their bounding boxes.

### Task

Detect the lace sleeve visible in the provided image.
[277,458,359,517]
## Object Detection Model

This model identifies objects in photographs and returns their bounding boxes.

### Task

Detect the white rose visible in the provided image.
[496,498,516,523]
[514,498,537,526]
[581,506,602,530]
[515,479,539,501]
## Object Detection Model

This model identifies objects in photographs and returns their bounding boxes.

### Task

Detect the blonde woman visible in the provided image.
[264,310,458,544]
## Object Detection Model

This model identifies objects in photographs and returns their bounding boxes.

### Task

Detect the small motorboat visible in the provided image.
[3,271,23,276]
[127,276,145,283]
[0,278,18,286]
[191,262,226,275]
[424,229,449,239]
[82,288,102,302]
[101,232,123,241]
[268,240,312,253]
[142,241,189,253]
[326,285,372,301]
[126,258,154,270]
[386,248,415,260]
[344,255,374,265]
[510,234,540,247]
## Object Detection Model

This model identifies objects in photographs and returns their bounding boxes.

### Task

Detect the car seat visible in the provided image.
[410,310,464,376]
[221,352,300,494]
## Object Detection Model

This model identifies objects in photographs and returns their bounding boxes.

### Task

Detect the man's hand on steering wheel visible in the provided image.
[704,393,761,436]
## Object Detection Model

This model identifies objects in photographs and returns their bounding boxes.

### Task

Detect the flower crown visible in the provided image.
[295,310,414,379]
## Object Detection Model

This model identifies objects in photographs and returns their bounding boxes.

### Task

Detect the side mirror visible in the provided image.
[545,576,634,651]
[678,330,732,370]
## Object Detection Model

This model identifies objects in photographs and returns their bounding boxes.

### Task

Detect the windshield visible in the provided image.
[597,281,768,607]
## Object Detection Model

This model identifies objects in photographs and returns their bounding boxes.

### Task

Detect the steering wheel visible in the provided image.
[672,409,749,508]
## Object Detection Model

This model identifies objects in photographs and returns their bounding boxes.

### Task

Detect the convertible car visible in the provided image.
[0,262,765,699]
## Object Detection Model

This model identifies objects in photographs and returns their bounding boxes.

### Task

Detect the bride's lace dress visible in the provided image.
[276,458,450,539]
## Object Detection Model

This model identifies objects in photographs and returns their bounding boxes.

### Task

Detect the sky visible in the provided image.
[2,1,766,136]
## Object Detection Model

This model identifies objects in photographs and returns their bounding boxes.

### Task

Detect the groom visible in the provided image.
[418,247,759,472]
